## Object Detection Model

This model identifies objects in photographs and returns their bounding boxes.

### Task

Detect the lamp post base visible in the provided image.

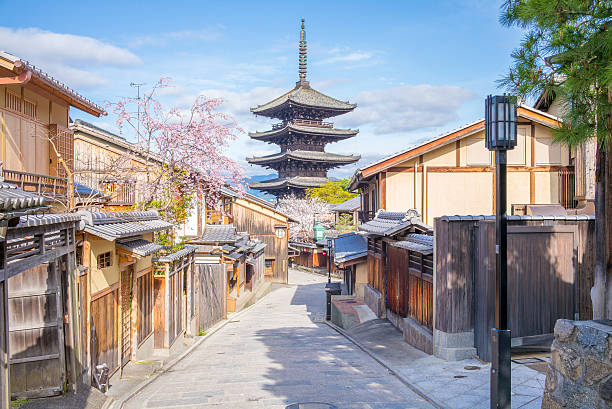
[490,328,511,409]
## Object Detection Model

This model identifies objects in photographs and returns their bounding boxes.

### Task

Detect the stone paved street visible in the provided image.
[124,269,434,409]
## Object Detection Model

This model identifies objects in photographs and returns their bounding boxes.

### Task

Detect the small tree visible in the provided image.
[105,78,244,225]
[277,194,333,242]
[305,178,358,204]
[500,0,611,319]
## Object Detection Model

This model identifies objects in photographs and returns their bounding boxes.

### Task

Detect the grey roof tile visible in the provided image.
[247,150,359,165]
[15,213,81,228]
[249,123,358,140]
[331,196,361,212]
[334,233,367,264]
[116,239,164,257]
[0,182,47,213]
[249,176,329,190]
[78,210,172,241]
[357,209,424,236]
[153,246,196,262]
[194,224,237,244]
[251,83,356,117]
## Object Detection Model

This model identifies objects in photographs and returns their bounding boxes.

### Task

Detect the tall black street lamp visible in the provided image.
[485,94,517,409]
[326,236,333,283]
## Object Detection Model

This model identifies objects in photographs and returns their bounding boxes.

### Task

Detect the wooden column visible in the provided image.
[421,165,428,223]
[380,172,387,210]
[414,163,418,210]
[164,263,170,348]
[130,270,138,360]
[83,236,92,386]
[530,124,536,204]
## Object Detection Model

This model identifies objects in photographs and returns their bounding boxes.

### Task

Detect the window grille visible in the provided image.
[6,90,22,113]
[97,251,112,268]
[23,98,37,119]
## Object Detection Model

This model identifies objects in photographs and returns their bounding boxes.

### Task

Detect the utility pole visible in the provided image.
[130,82,145,143]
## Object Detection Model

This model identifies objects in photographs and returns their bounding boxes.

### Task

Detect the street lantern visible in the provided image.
[485,94,517,409]
[485,95,517,151]
[313,220,325,241]
[326,236,333,283]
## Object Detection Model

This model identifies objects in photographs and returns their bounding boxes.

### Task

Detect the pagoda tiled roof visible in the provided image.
[250,82,356,118]
[247,150,360,166]
[249,176,329,190]
[249,123,358,141]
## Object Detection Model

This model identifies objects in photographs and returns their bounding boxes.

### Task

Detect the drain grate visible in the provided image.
[285,403,338,409]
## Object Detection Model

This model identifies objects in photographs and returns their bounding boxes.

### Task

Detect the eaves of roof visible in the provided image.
[0,51,104,117]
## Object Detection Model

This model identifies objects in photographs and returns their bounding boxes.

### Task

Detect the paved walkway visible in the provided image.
[346,319,546,409]
[124,269,434,409]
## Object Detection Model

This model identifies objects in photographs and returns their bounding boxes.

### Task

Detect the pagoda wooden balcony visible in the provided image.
[2,169,68,204]
[272,119,334,130]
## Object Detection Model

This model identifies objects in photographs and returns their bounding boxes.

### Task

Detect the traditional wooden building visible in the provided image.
[71,119,162,210]
[331,196,361,226]
[0,51,104,210]
[358,210,434,353]
[247,20,359,198]
[333,232,367,298]
[349,104,578,225]
[76,211,173,380]
[190,225,267,314]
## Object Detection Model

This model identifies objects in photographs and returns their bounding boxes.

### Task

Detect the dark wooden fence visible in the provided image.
[367,238,385,301]
[434,216,595,362]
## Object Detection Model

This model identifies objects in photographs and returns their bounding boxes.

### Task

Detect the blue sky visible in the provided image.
[1,0,526,179]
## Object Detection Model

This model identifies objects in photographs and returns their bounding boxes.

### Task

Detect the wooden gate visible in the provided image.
[120,265,134,368]
[474,223,577,361]
[91,288,118,375]
[7,262,65,398]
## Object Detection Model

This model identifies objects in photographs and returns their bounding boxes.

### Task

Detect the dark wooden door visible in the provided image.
[91,289,118,375]
[474,223,577,361]
[120,265,134,368]
[7,262,65,398]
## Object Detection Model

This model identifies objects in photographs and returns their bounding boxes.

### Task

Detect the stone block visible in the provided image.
[545,364,558,392]
[433,328,476,361]
[363,284,382,317]
[583,357,612,385]
[542,392,563,409]
[551,346,582,381]
[401,316,433,355]
[600,375,612,403]
[555,319,577,342]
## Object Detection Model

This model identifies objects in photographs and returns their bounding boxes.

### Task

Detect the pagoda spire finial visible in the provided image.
[298,18,308,85]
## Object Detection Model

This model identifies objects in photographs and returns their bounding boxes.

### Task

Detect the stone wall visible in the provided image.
[543,319,612,409]
[363,284,383,317]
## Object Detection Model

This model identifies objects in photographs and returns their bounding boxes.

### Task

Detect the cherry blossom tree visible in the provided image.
[277,194,333,242]
[105,78,244,223]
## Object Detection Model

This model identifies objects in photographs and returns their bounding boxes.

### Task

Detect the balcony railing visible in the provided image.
[358,210,376,223]
[272,119,334,130]
[101,181,136,206]
[3,169,68,203]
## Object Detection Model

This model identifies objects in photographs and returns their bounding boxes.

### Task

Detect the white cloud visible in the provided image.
[0,27,141,66]
[337,84,475,134]
[130,28,223,47]
[319,51,374,65]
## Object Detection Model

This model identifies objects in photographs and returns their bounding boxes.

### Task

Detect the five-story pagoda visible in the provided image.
[247,19,360,199]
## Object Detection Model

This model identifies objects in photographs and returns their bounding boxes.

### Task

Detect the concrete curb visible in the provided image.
[324,320,448,409]
[103,286,277,409]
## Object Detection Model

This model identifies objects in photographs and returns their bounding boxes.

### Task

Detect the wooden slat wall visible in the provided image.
[232,204,288,283]
[387,245,433,330]
[91,289,118,375]
[433,219,475,334]
[8,263,65,398]
[137,272,153,345]
[153,277,165,349]
[367,238,385,304]
[435,217,595,362]
[196,264,226,332]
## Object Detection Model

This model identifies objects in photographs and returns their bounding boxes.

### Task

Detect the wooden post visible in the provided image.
[164,263,170,348]
[413,163,418,211]
[0,226,9,409]
[82,236,92,386]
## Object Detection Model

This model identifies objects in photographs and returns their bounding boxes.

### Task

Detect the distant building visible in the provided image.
[247,19,360,198]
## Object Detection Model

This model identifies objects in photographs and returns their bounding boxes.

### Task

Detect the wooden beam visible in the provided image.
[530,171,536,204]
[455,140,461,167]
[380,172,386,210]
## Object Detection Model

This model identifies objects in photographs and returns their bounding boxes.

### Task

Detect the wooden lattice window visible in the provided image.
[97,251,112,268]
[23,98,37,119]
[6,90,22,113]
[49,124,75,178]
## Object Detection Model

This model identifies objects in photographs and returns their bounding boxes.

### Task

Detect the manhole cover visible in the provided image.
[285,404,338,409]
